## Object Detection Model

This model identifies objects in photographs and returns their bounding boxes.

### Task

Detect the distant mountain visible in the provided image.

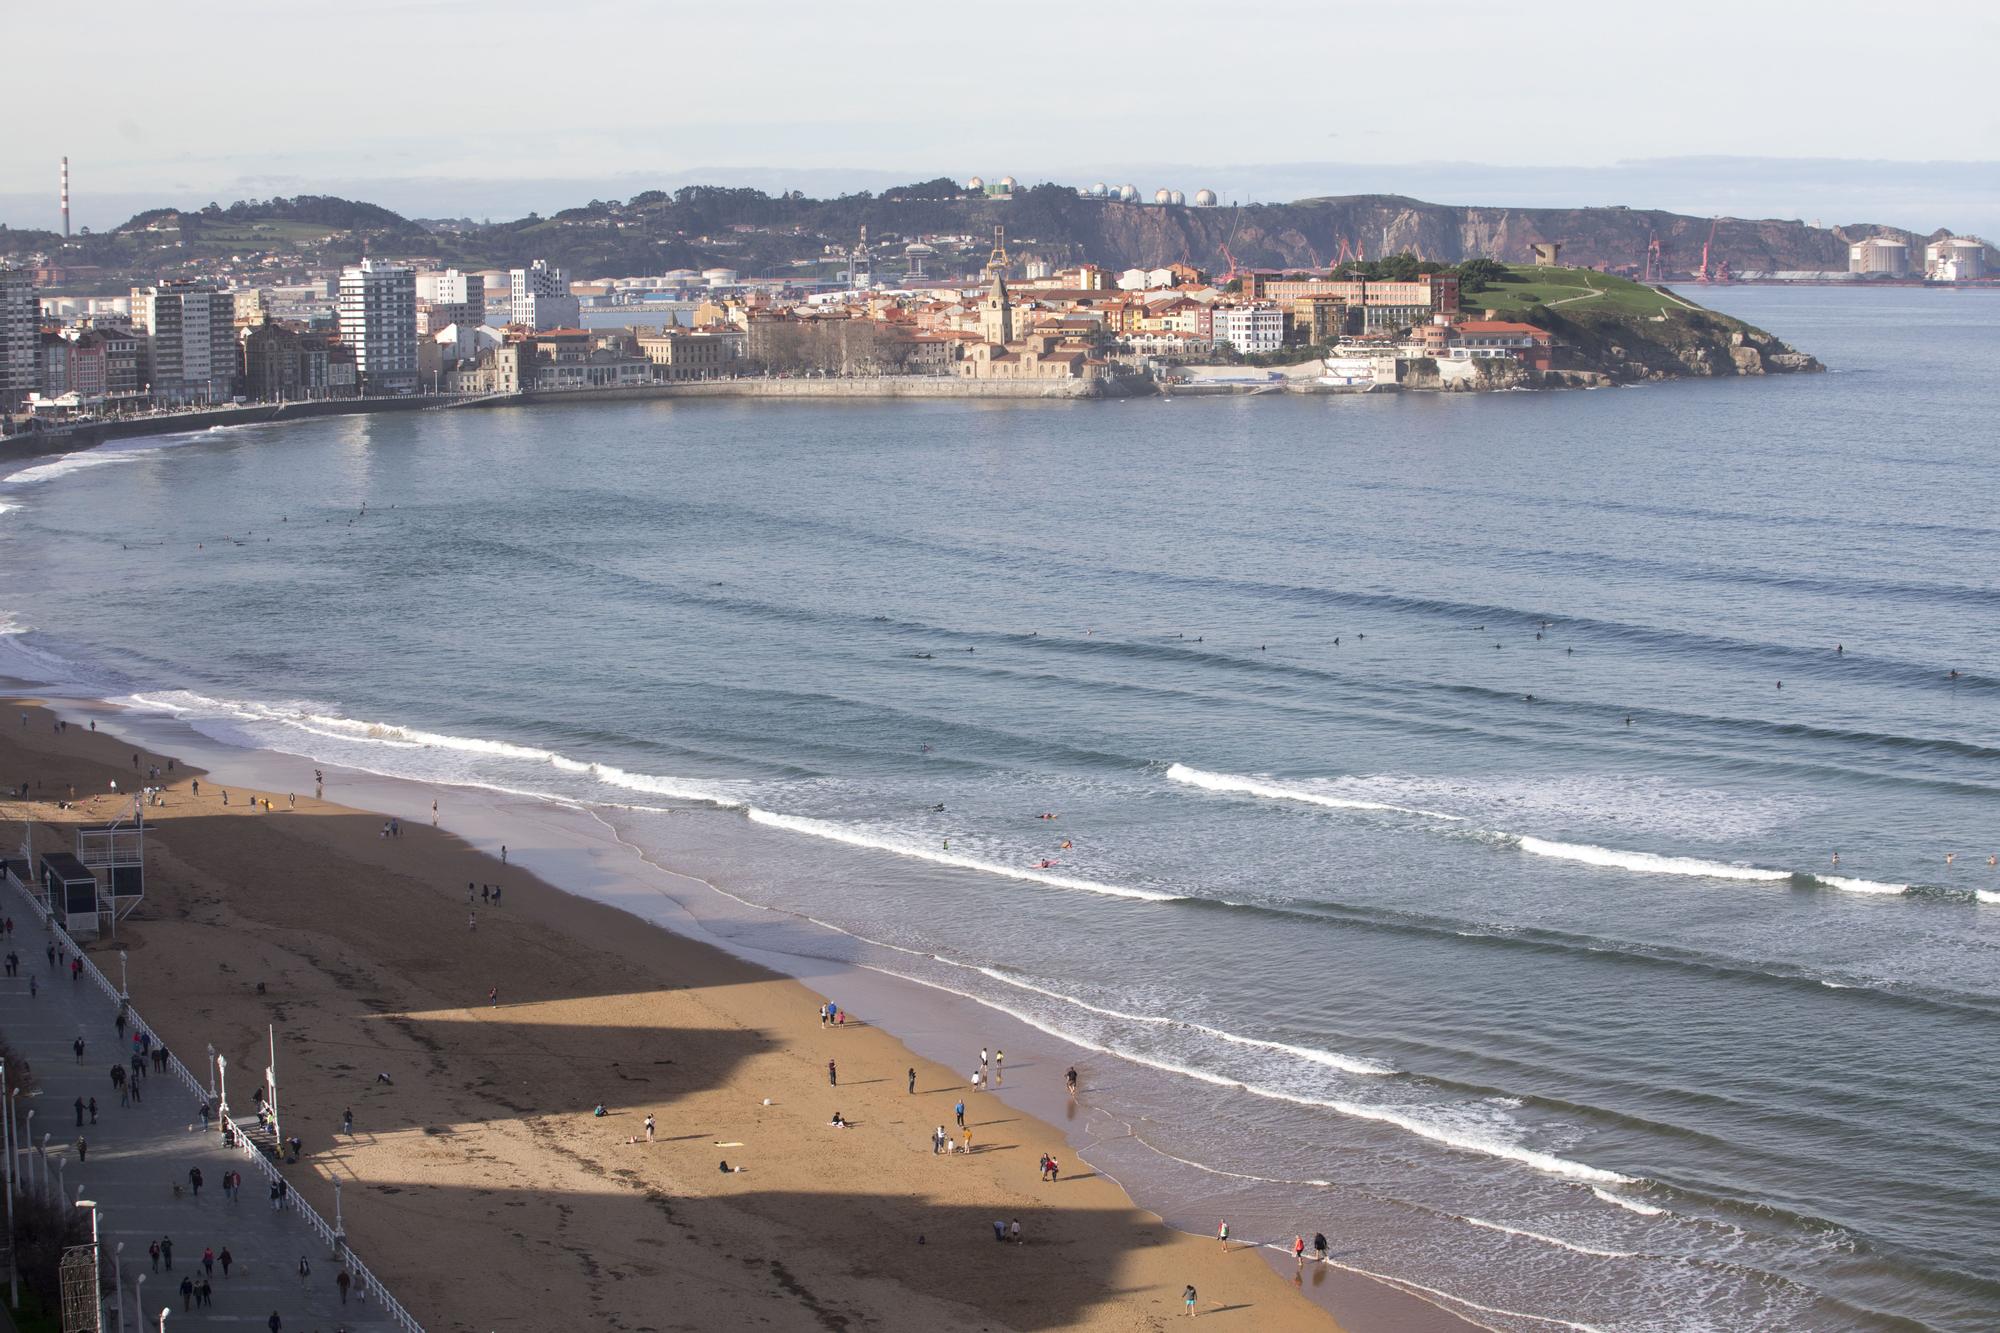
[3,183,1982,288]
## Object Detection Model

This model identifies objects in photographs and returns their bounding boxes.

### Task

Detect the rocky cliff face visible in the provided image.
[1063,195,1895,274]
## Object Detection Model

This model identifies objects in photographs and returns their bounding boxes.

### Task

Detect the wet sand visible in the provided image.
[2,697,1475,1331]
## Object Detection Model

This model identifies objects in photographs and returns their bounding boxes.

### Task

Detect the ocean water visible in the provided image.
[4,286,1997,1331]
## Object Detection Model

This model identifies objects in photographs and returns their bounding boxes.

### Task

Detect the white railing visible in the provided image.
[6,879,424,1332]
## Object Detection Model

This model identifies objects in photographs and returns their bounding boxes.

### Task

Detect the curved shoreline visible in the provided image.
[1,690,1482,1331]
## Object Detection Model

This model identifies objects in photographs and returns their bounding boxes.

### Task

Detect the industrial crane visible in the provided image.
[1693,218,1730,283]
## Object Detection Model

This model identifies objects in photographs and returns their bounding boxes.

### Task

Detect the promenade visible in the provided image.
[0,880,411,1332]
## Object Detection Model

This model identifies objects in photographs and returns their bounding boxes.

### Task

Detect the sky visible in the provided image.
[5,0,1997,237]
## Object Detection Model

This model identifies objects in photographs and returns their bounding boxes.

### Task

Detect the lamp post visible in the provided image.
[205,1045,216,1107]
[133,1274,144,1332]
[2,1068,14,1305]
[119,950,128,1000]
[332,1177,344,1258]
[22,1109,33,1192]
[215,1055,228,1126]
[114,1241,125,1333]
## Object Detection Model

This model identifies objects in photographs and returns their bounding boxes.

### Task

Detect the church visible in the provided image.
[958,273,1098,381]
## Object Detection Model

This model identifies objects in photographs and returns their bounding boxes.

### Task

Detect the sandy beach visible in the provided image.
[0,698,1476,1332]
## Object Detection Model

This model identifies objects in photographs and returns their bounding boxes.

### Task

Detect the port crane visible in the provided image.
[1692,218,1731,283]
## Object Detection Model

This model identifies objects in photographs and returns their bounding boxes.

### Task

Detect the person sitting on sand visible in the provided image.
[829,1111,847,1128]
[592,1103,607,1117]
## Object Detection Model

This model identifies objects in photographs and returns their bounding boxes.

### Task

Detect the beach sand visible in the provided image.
[1,698,1469,1331]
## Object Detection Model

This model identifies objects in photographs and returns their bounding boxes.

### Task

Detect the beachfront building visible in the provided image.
[131,279,239,404]
[636,328,729,381]
[0,264,39,411]
[509,260,581,331]
[337,259,419,394]
[416,268,487,333]
[1210,304,1284,354]
[240,319,339,401]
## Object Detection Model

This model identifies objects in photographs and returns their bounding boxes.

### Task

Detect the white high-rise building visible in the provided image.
[0,264,38,411]
[416,268,486,330]
[130,280,238,404]
[338,259,418,394]
[1211,304,1284,354]
[509,260,580,330]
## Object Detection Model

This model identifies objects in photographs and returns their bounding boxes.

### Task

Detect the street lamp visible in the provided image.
[119,951,128,1000]
[2,1068,14,1305]
[114,1241,125,1333]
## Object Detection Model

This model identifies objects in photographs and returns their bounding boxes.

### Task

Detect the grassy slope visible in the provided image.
[1461,265,1745,323]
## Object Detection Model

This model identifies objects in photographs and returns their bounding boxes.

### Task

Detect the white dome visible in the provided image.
[1154,188,1172,205]
[1195,189,1217,207]
[965,176,984,190]
[1091,182,1108,196]
[1169,191,1185,206]
[1118,184,1138,202]
[999,176,1017,189]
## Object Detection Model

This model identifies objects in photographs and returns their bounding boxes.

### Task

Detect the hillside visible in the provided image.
[3,182,1981,292]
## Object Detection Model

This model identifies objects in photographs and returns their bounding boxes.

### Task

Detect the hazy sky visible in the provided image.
[5,0,1997,233]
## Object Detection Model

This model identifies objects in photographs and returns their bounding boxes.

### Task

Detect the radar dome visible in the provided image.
[1194,189,1217,207]
[965,176,984,191]
[999,176,1017,190]
[1118,184,1138,202]
[1091,182,1108,197]
[1169,190,1185,206]
[1154,188,1172,205]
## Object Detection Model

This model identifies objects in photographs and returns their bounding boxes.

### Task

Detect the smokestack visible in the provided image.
[61,156,70,238]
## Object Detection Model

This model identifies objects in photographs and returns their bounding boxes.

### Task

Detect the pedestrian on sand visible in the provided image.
[1184,1285,1198,1317]
[828,1059,837,1087]
[907,1067,916,1094]
[1217,1219,1229,1249]
[343,1106,354,1134]
[954,1099,965,1128]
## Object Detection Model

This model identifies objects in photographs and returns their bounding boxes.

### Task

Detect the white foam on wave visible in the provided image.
[865,965,1629,1185]
[1515,836,1790,883]
[975,966,1395,1075]
[1978,890,2000,906]
[1816,875,1908,896]
[1166,763,1464,820]
[1591,1187,1666,1216]
[746,807,1179,902]
[1460,1216,1638,1259]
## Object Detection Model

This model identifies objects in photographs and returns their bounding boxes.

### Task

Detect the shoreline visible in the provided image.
[1,692,1480,1331]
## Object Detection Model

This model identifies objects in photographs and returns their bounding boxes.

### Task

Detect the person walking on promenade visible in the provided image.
[297,1255,311,1290]
[219,1247,233,1278]
[73,1035,85,1064]
[270,1179,282,1211]
[180,1275,194,1312]
[267,1312,282,1332]
[338,1268,351,1304]
[75,1137,86,1163]
[74,1097,84,1126]
[189,1166,203,1196]
[203,1247,214,1277]
[343,1107,354,1135]
[198,1276,212,1308]
[161,1237,174,1270]
[87,1097,96,1124]
[277,1178,289,1210]
[148,1241,159,1272]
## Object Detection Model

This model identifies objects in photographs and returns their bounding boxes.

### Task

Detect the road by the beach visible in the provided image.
[0,893,402,1332]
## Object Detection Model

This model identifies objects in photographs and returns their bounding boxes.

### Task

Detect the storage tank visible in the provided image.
[1847,238,1909,277]
[701,267,739,286]
[1932,237,1989,280]
[1118,184,1138,202]
[1154,188,1172,205]
[1194,189,1217,207]
[1091,182,1108,197]
[1169,190,1185,206]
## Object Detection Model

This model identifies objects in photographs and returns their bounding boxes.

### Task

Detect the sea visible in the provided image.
[3,285,1995,1332]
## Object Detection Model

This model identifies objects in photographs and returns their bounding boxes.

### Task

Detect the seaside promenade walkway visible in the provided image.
[0,880,419,1332]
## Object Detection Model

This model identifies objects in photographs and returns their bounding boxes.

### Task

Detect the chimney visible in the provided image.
[61,156,70,238]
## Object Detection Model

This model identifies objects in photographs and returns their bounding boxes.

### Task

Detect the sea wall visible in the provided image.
[497,376,1150,406]
[0,395,453,464]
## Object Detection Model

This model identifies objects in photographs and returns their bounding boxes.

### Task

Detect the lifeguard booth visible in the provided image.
[39,852,101,937]
[75,815,147,927]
